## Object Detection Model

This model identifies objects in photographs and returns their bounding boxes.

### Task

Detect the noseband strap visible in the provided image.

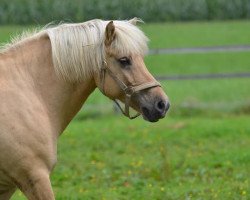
[100,61,161,119]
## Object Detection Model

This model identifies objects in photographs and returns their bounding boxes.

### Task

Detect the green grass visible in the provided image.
[43,115,250,199]
[11,115,250,200]
[146,52,250,75]
[1,21,250,200]
[142,20,250,49]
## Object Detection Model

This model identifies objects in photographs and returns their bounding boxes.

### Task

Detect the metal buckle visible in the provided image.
[124,87,134,96]
[103,60,107,66]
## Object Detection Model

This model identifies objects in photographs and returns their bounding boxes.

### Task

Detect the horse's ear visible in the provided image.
[105,21,116,47]
[129,18,138,25]
[129,17,143,25]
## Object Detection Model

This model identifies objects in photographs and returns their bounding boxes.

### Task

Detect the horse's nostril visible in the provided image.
[155,100,170,114]
[157,100,165,110]
[155,100,165,112]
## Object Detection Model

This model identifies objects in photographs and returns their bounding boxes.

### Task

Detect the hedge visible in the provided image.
[0,0,249,24]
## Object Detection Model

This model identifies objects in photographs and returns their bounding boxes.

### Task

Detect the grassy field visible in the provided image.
[142,20,250,49]
[0,21,250,200]
[146,52,250,75]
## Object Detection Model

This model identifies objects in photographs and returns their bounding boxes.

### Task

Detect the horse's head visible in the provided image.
[95,19,170,122]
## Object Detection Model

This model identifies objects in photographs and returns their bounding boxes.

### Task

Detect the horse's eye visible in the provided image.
[117,57,131,67]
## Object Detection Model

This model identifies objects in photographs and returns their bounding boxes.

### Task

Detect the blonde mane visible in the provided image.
[1,19,149,82]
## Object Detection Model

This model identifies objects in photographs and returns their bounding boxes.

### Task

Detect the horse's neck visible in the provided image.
[1,34,96,136]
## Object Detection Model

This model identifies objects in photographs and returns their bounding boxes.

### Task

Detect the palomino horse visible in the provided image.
[0,18,169,199]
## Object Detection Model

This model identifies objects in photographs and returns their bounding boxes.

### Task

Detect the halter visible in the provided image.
[100,60,161,119]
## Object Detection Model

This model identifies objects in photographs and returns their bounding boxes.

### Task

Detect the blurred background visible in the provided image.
[1,0,250,199]
[0,0,250,24]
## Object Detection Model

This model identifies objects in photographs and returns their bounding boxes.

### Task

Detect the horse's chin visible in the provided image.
[140,107,161,123]
[141,114,159,123]
[139,104,166,123]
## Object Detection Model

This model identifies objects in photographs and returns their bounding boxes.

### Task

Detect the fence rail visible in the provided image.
[149,45,250,55]
[156,72,250,81]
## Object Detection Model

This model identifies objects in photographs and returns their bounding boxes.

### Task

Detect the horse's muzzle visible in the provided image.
[140,98,170,122]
